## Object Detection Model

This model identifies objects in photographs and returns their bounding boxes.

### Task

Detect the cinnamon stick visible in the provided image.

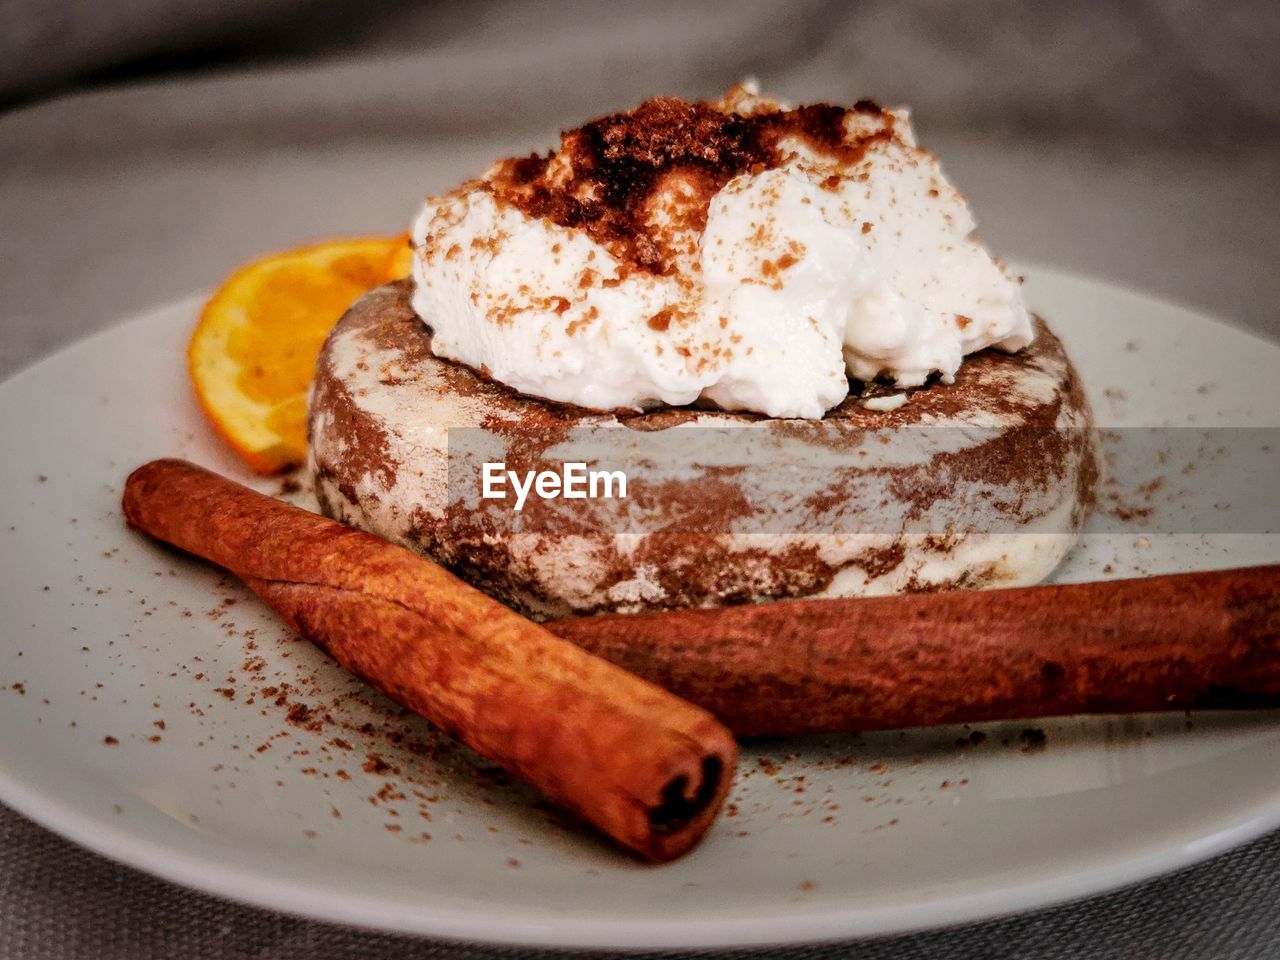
[122,459,736,861]
[548,566,1280,735]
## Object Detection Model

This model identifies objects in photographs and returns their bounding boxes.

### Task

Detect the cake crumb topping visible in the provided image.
[486,91,896,275]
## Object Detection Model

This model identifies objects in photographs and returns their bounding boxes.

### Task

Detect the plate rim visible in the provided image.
[3,750,1280,949]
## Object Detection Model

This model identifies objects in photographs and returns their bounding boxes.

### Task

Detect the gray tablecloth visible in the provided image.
[2,2,1279,956]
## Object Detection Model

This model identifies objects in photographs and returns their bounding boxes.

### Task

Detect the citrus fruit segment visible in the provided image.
[188,235,413,474]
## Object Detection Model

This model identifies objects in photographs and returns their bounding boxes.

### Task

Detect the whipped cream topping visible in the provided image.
[410,83,1033,419]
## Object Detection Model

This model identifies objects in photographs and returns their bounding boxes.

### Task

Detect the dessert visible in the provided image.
[312,282,1092,619]
[308,86,1095,618]
[130,90,1271,865]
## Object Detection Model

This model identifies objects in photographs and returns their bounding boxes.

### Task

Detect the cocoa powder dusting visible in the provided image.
[485,95,893,274]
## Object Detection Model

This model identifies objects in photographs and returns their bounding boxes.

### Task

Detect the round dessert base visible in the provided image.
[308,281,1095,619]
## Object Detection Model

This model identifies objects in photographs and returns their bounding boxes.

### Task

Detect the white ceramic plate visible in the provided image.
[1,264,1278,950]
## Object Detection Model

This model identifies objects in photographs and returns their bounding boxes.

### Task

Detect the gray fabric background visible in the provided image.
[1,1,1279,956]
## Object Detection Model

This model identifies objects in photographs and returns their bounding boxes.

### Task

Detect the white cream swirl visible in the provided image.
[411,84,1032,419]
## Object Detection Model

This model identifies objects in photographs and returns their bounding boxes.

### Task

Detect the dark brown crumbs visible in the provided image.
[103,736,118,746]
[486,95,892,274]
[955,729,987,748]
[1019,728,1047,752]
[286,703,313,726]
[647,309,673,332]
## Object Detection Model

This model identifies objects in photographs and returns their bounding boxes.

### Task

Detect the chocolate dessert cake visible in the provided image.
[307,86,1097,619]
[308,281,1095,619]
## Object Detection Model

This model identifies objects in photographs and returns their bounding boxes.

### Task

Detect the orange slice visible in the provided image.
[189,235,413,474]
